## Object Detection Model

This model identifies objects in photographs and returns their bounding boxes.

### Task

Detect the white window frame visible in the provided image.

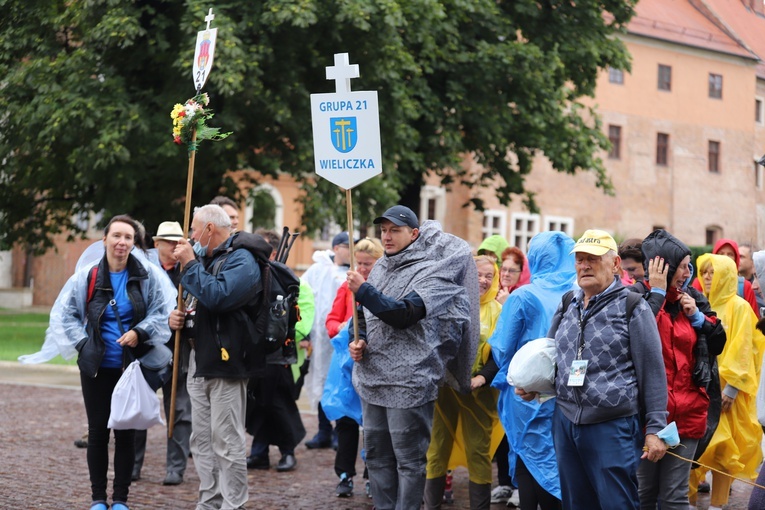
[510,212,540,252]
[544,215,574,237]
[482,209,507,240]
[244,183,284,233]
[419,185,446,223]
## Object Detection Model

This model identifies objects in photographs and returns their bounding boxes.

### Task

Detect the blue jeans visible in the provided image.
[362,399,435,510]
[637,437,698,510]
[552,406,642,510]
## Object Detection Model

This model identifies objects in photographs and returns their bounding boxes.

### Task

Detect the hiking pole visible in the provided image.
[275,226,290,262]
[283,232,300,264]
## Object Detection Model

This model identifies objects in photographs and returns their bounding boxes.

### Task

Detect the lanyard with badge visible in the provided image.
[567,302,588,387]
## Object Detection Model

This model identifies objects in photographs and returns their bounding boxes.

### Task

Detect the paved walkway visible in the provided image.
[0,361,757,509]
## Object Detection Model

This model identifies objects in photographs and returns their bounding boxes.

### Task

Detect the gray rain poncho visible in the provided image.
[352,220,480,409]
[19,248,177,365]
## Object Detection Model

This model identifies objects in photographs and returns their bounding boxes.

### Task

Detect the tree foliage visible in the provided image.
[0,0,635,252]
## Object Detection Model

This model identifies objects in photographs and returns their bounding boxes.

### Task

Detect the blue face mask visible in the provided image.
[192,230,210,258]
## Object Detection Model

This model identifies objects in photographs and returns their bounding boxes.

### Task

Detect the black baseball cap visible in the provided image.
[373,205,419,229]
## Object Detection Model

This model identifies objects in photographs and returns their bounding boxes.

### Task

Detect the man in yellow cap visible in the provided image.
[516,229,667,510]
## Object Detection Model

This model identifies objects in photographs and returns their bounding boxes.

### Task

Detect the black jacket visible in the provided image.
[77,254,150,378]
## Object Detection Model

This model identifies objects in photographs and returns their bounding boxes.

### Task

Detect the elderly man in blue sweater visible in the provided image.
[517,229,668,510]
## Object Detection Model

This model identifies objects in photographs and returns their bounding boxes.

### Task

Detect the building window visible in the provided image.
[419,185,446,223]
[608,125,622,159]
[658,64,672,91]
[708,73,723,99]
[482,210,507,240]
[756,160,763,190]
[705,226,722,246]
[708,141,720,173]
[510,212,540,252]
[608,67,624,84]
[245,184,284,233]
[544,216,574,237]
[757,97,764,125]
[656,133,669,166]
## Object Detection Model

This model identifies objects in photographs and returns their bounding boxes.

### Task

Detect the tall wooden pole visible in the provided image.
[168,128,197,438]
[346,189,359,344]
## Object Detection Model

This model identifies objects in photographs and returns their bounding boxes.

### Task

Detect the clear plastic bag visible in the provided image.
[108,360,165,430]
[507,337,556,394]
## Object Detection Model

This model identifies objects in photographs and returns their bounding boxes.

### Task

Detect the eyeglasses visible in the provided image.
[500,268,521,274]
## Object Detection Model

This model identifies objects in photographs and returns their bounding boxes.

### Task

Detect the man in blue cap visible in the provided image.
[347,205,479,510]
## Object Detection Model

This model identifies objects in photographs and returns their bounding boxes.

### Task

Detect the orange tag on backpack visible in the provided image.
[220,347,229,361]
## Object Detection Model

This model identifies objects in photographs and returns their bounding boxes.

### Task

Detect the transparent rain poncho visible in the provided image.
[19,246,177,365]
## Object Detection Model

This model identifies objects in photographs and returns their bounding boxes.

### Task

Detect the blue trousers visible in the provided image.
[552,406,642,510]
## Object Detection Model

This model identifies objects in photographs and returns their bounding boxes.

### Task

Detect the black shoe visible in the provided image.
[276,454,297,472]
[246,455,270,470]
[162,472,183,485]
[336,474,353,497]
[131,470,140,482]
[305,433,332,449]
[698,481,710,493]
[74,433,88,449]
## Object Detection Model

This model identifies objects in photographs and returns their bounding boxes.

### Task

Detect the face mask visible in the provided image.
[193,230,210,257]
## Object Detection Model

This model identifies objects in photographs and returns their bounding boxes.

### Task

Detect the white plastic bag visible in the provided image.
[507,337,556,394]
[108,360,165,430]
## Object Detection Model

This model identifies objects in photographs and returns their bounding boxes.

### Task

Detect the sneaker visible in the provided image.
[697,481,710,493]
[336,473,353,497]
[162,471,183,486]
[490,485,513,504]
[507,490,520,508]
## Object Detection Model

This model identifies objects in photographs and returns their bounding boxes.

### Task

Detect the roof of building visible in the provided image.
[701,0,765,78]
[626,0,759,62]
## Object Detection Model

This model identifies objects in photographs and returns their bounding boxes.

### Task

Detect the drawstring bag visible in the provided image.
[108,360,165,430]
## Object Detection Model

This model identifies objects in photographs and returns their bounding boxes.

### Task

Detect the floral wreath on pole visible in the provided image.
[170,93,231,152]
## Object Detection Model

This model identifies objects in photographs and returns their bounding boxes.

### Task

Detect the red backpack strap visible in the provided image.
[87,266,98,303]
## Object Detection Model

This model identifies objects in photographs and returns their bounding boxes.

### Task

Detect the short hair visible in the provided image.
[619,238,643,262]
[739,242,759,252]
[194,204,231,228]
[255,228,280,252]
[354,237,384,259]
[104,214,139,239]
[501,246,525,269]
[209,195,238,210]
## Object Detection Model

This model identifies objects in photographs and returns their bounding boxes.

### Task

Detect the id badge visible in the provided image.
[567,360,588,386]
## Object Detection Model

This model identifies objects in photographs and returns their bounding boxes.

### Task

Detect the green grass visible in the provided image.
[0,311,77,365]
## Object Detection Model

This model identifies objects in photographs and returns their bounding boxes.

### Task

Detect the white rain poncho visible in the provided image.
[301,249,348,409]
[19,248,177,365]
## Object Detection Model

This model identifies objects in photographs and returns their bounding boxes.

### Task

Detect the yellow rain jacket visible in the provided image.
[426,258,503,484]
[690,253,764,490]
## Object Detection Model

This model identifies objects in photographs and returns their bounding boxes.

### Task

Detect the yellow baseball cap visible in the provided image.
[570,229,618,256]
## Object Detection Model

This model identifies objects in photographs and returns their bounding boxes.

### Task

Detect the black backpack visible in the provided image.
[211,228,301,358]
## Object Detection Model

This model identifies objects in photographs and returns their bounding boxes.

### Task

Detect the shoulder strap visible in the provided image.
[87,266,98,303]
[625,290,642,324]
[561,290,575,314]
[738,276,745,299]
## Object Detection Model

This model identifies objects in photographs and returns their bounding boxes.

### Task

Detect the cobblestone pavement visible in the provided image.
[0,362,757,509]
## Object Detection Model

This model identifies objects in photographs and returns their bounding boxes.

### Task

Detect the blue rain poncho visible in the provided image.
[489,231,577,499]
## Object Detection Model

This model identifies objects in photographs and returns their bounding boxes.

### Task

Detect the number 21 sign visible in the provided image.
[192,9,217,93]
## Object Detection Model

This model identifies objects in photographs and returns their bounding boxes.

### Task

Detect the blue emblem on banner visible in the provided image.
[330,117,357,153]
